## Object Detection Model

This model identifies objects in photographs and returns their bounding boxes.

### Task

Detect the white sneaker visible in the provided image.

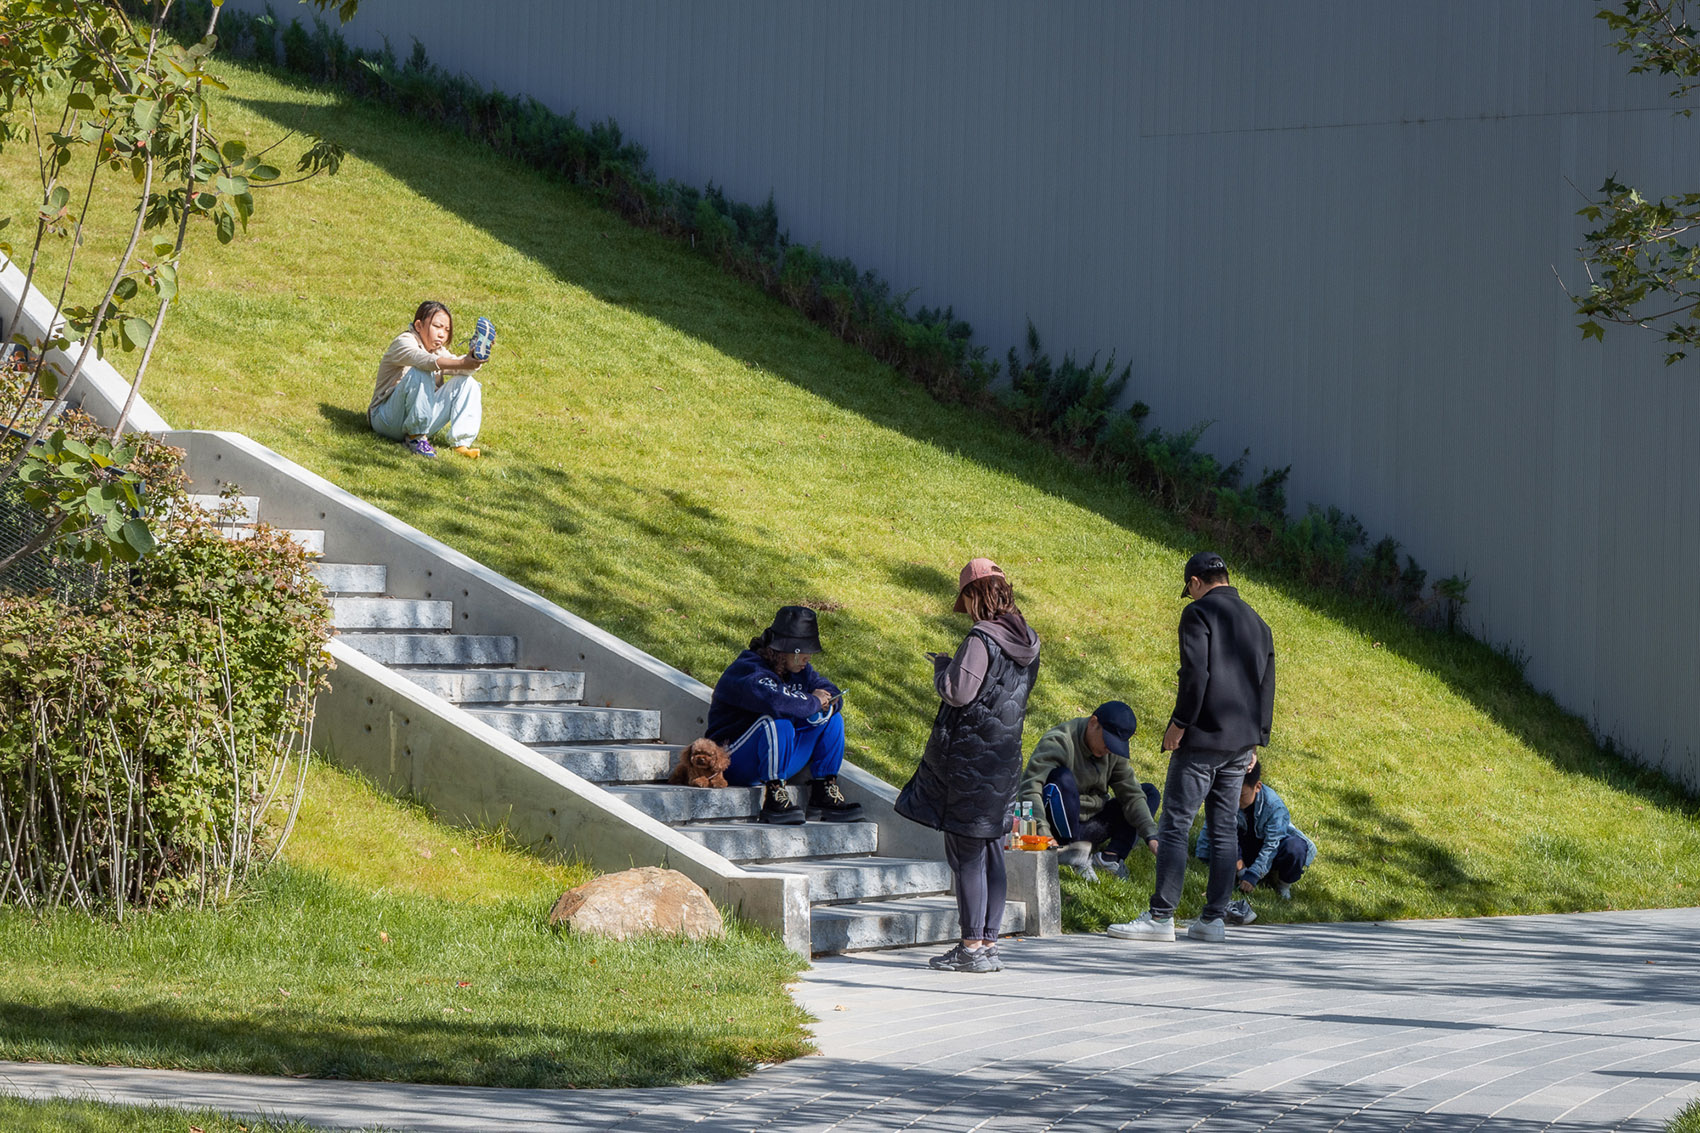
[1277,883,1293,900]
[1107,912,1175,941]
[1186,917,1226,942]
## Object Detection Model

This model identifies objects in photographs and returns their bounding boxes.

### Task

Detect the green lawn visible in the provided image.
[1670,1098,1700,1133]
[1,57,1696,938]
[0,764,811,1087]
[0,1097,350,1133]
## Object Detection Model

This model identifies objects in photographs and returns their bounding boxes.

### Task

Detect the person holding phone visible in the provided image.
[896,558,1042,973]
[705,606,863,825]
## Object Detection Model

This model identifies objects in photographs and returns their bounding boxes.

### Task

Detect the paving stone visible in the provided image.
[340,632,516,667]
[308,562,387,594]
[673,819,878,862]
[464,705,660,744]
[401,667,585,704]
[534,744,677,783]
[332,596,453,631]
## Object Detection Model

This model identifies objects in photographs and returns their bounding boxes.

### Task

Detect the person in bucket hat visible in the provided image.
[705,606,862,825]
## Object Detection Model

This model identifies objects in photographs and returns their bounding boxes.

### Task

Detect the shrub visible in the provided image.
[0,421,332,915]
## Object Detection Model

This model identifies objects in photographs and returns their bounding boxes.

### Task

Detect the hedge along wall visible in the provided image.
[219,0,1700,788]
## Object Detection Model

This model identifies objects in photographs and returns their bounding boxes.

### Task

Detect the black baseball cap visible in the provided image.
[1182,551,1227,596]
[1092,701,1137,757]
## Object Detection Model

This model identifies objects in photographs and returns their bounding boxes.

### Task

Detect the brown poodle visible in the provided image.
[669,738,730,788]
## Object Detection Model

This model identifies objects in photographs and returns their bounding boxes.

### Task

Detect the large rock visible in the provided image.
[548,867,724,941]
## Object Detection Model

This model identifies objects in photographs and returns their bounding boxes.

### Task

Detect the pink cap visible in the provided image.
[954,557,1006,611]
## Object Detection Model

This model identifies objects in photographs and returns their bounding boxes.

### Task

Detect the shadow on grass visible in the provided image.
[0,999,777,1089]
[231,91,1699,827]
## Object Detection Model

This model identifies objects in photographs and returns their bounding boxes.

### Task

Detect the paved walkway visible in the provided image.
[4,908,1698,1130]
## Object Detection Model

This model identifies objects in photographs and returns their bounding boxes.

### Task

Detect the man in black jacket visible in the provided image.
[1109,552,1274,944]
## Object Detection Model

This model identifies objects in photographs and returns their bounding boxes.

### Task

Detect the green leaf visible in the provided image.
[120,517,157,556]
[221,139,247,163]
[115,277,138,301]
[121,313,153,348]
[60,437,92,461]
[66,92,96,111]
[250,164,281,182]
[132,99,160,133]
[154,264,178,302]
[1581,320,1606,341]
[46,185,70,211]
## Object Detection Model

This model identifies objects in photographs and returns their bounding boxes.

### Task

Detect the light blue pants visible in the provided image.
[369,367,482,446]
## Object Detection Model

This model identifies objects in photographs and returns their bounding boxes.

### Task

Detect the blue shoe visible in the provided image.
[469,316,495,361]
[405,436,437,458]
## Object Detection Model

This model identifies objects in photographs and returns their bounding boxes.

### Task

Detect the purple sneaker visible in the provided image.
[405,436,437,458]
[468,316,495,362]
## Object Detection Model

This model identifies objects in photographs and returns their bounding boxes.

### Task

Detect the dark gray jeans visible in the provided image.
[1150,747,1255,923]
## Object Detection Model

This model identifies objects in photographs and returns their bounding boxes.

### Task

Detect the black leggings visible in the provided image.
[944,832,1007,940]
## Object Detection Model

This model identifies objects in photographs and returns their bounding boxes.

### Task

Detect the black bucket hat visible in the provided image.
[758,605,823,655]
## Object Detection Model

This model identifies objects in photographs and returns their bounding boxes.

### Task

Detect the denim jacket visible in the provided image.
[1194,783,1316,884]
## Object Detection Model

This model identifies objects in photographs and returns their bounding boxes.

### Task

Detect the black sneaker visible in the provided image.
[806,775,864,822]
[758,780,806,825]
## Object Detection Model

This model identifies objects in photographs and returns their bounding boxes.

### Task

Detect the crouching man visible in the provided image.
[706,606,863,826]
[1018,701,1160,882]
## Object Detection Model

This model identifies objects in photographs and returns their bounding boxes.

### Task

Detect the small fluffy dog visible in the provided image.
[669,738,730,788]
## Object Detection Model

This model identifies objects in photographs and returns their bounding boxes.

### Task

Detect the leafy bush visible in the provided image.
[0,418,332,915]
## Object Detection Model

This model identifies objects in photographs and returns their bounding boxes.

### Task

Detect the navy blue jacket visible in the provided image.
[705,650,841,745]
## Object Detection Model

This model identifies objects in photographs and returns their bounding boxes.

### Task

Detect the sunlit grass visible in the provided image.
[0,58,1695,938]
[0,1096,358,1133]
[0,763,811,1087]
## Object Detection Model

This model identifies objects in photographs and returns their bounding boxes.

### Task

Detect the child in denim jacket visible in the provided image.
[1195,760,1315,900]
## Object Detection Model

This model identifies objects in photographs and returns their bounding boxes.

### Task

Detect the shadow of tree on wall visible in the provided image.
[221,90,1698,926]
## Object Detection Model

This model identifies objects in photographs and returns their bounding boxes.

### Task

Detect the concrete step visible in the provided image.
[188,494,260,524]
[745,856,954,904]
[332,597,453,631]
[310,562,388,595]
[605,784,763,823]
[465,705,661,745]
[341,632,517,667]
[222,525,325,555]
[402,668,585,704]
[809,896,1029,955]
[675,820,878,862]
[535,744,678,784]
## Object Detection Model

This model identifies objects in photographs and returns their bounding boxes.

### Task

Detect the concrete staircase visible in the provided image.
[200,494,1027,955]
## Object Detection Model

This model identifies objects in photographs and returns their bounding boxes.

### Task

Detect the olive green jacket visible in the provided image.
[1017,717,1157,842]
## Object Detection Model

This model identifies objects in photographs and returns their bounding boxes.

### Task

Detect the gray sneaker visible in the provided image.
[982,942,1005,972]
[1224,898,1257,926]
[929,944,997,973]
[1057,840,1097,882]
[1186,916,1227,942]
[1090,851,1130,881]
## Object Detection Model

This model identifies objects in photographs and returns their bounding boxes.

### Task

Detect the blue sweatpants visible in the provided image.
[723,713,846,785]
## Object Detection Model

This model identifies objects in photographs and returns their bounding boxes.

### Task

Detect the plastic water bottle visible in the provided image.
[1005,803,1020,849]
[1020,801,1036,838]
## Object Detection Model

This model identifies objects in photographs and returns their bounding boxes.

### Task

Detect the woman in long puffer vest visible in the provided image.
[896,557,1041,973]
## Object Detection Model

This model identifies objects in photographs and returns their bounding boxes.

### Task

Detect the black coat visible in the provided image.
[1170,585,1275,753]
[896,629,1040,839]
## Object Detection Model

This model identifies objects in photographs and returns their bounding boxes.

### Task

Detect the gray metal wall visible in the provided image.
[244,0,1700,787]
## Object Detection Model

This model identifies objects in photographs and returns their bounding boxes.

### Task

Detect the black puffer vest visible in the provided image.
[895,629,1040,839]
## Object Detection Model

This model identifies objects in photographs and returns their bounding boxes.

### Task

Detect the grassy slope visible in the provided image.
[0,764,811,1087]
[0,60,1696,930]
[0,1097,355,1133]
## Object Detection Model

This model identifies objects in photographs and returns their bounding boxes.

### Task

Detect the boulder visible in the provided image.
[548,866,724,941]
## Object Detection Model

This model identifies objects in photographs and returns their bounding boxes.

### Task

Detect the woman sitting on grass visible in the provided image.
[368,300,485,459]
[896,558,1041,974]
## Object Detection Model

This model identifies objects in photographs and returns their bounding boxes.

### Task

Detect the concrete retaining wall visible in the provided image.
[323,639,810,953]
